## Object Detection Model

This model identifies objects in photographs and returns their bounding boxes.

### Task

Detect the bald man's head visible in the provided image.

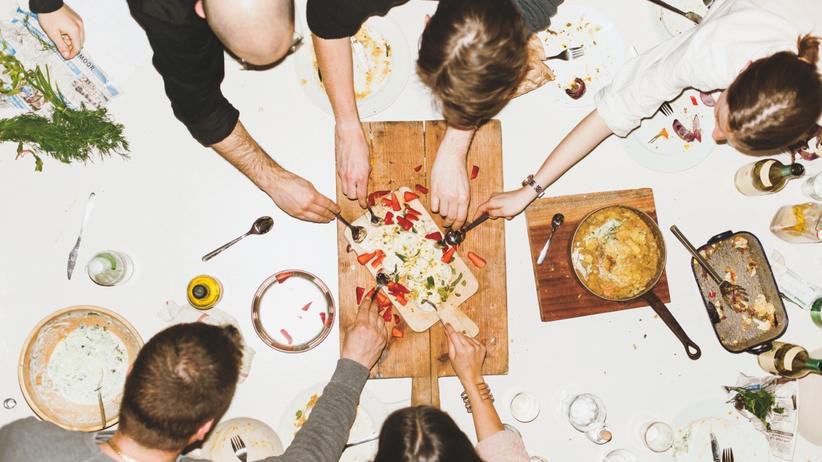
[197,0,295,66]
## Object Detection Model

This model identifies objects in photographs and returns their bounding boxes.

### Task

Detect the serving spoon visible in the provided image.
[202,216,274,262]
[441,215,490,246]
[336,213,366,243]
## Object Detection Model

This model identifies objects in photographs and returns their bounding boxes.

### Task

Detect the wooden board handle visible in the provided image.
[439,307,479,337]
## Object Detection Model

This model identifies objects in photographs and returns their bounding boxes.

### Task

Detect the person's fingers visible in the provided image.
[340,175,350,199]
[77,22,85,51]
[309,197,338,220]
[355,180,368,209]
[52,34,71,59]
[441,200,456,228]
[298,209,331,223]
[366,298,379,326]
[453,201,469,230]
[430,194,440,214]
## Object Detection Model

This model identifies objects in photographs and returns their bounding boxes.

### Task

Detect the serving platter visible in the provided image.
[18,305,143,431]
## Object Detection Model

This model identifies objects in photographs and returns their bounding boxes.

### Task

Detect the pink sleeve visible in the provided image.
[475,430,530,462]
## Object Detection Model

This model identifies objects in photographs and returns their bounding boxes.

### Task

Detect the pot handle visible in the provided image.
[747,342,773,355]
[644,291,702,360]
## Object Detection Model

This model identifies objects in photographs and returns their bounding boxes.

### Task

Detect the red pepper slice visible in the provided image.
[382,306,393,321]
[384,211,394,225]
[425,231,443,241]
[396,215,414,231]
[356,287,366,304]
[403,191,419,203]
[391,327,404,338]
[414,164,423,172]
[404,212,420,222]
[301,301,313,311]
[442,246,457,264]
[405,206,421,216]
[393,313,400,323]
[319,311,329,326]
[365,287,375,301]
[470,165,480,180]
[690,95,698,106]
[370,251,386,269]
[280,329,293,345]
[467,251,486,269]
[395,293,408,305]
[376,291,391,308]
[390,193,401,211]
[368,190,390,206]
[275,272,294,283]
[415,184,429,194]
[357,251,378,265]
[381,196,393,207]
[387,281,410,294]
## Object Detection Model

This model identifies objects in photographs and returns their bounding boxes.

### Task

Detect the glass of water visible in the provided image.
[642,421,674,452]
[567,393,612,444]
[602,449,637,462]
[803,172,822,201]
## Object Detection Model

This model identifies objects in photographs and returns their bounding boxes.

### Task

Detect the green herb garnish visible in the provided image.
[426,276,435,289]
[727,386,784,430]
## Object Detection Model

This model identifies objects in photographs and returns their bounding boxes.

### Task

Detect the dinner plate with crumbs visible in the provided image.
[203,417,284,462]
[294,16,411,118]
[18,305,143,431]
[277,384,388,462]
[624,89,718,173]
[535,4,626,108]
[671,400,769,462]
[657,0,711,37]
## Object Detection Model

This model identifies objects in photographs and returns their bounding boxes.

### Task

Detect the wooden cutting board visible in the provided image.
[524,188,671,322]
[336,121,508,407]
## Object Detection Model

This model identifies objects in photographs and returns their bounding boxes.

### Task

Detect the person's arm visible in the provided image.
[267,298,387,462]
[32,0,84,60]
[312,34,370,208]
[430,126,475,230]
[477,109,611,218]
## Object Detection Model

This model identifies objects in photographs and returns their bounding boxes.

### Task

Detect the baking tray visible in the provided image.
[690,231,788,354]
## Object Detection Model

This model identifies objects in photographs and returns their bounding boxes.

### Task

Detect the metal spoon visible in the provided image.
[95,368,106,430]
[536,213,564,265]
[336,213,366,243]
[441,215,490,246]
[343,434,379,451]
[366,205,383,225]
[371,265,398,301]
[202,216,274,262]
[421,299,446,327]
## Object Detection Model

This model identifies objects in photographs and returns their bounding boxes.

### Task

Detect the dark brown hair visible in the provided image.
[726,34,822,153]
[118,323,243,451]
[373,406,484,462]
[417,0,530,129]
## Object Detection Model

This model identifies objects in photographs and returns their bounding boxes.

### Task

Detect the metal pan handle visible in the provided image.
[643,291,702,360]
[747,342,773,355]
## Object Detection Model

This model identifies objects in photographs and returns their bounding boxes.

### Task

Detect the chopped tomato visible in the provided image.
[405,206,421,216]
[403,191,419,202]
[690,95,698,106]
[275,272,294,283]
[380,196,393,207]
[467,251,486,269]
[404,212,420,222]
[382,306,393,321]
[395,293,408,305]
[425,231,443,242]
[370,251,386,269]
[415,184,429,194]
[384,211,394,225]
[368,190,390,206]
[414,164,423,172]
[356,287,366,304]
[301,301,313,311]
[442,246,457,264]
[319,311,328,325]
[391,327,404,338]
[396,215,414,231]
[470,165,480,180]
[390,193,401,211]
[280,329,293,345]
[357,251,378,265]
[387,281,410,294]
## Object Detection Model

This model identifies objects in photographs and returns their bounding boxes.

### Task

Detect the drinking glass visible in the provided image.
[567,393,611,444]
[642,421,674,452]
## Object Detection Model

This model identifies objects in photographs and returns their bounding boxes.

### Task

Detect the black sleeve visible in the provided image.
[307,0,408,39]
[128,4,239,146]
[29,0,63,14]
[510,0,564,32]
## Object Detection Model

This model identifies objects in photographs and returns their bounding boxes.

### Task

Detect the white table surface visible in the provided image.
[1,0,821,460]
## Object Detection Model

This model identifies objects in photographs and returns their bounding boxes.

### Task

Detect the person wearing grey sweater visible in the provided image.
[0,297,387,462]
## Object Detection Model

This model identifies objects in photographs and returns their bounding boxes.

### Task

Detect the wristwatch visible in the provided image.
[521,174,546,198]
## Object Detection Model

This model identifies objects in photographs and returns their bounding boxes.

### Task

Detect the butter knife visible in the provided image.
[67,192,96,279]
[710,432,720,462]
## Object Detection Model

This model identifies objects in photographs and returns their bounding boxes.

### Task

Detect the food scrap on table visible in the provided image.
[565,77,586,99]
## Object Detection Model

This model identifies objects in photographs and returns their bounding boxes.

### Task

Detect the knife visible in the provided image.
[710,432,721,462]
[67,192,96,280]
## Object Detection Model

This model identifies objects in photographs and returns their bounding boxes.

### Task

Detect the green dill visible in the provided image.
[727,386,784,430]
[395,253,407,262]
[426,276,434,289]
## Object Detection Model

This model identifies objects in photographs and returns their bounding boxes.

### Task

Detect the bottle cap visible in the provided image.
[791,163,806,176]
[192,284,209,300]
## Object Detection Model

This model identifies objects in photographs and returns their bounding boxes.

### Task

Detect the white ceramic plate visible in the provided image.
[658,0,710,37]
[536,4,626,109]
[623,89,717,173]
[204,417,284,462]
[670,399,770,462]
[294,16,411,118]
[277,384,388,462]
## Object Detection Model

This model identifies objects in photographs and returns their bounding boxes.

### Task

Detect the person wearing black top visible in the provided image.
[308,0,561,229]
[31,0,340,223]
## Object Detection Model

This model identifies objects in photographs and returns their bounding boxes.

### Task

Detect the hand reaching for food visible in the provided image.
[342,297,388,369]
[335,122,371,208]
[37,4,85,60]
[476,187,536,220]
[445,323,486,386]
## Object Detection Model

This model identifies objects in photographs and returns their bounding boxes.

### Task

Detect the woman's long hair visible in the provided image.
[373,406,484,462]
[726,34,822,153]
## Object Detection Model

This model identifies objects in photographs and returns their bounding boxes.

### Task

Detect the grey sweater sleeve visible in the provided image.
[265,359,369,462]
[511,0,563,32]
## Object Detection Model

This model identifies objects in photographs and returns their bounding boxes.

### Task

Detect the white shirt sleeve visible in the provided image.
[595,0,797,137]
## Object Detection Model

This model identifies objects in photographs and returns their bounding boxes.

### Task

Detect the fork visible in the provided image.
[543,46,584,61]
[669,225,749,307]
[722,447,734,462]
[230,434,248,462]
[644,0,702,24]
[659,102,674,117]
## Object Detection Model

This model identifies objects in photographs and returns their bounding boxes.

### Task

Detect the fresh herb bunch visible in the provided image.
[0,46,128,171]
[727,386,784,430]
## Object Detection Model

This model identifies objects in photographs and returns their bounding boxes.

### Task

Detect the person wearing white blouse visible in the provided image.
[477,0,822,219]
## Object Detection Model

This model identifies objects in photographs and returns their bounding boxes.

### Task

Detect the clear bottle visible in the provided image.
[802,171,822,201]
[758,341,822,378]
[735,159,804,196]
[769,250,822,310]
[770,203,822,243]
[86,251,133,286]
[567,393,612,444]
